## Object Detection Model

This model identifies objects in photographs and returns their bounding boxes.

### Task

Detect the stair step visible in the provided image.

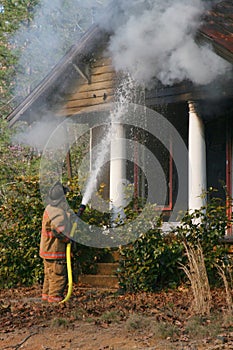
[79,274,119,289]
[96,262,119,275]
[77,261,120,289]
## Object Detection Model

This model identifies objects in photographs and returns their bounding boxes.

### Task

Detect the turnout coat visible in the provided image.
[40,203,72,260]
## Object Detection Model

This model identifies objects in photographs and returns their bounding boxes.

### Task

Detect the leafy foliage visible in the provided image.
[1,176,231,290]
[0,175,44,288]
[118,195,230,292]
[0,0,39,117]
[118,222,184,292]
[0,174,112,288]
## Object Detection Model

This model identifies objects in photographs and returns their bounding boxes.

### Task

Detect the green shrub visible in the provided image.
[118,194,230,292]
[0,176,230,292]
[0,176,44,288]
[118,216,184,292]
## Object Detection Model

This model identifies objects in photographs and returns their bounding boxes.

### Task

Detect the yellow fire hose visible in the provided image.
[60,204,86,303]
[59,221,77,304]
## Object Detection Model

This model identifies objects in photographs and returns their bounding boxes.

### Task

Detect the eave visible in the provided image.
[197,0,233,63]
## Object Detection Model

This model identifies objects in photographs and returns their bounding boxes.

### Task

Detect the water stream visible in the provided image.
[81,75,136,211]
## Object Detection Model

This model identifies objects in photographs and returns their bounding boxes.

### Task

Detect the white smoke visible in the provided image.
[100,0,231,86]
[12,0,109,99]
[13,117,66,151]
[12,0,231,97]
[11,0,231,150]
[11,0,109,149]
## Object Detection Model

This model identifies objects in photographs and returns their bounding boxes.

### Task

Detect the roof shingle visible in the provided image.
[198,0,233,62]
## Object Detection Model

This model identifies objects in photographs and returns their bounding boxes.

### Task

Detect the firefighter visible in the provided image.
[40,181,73,303]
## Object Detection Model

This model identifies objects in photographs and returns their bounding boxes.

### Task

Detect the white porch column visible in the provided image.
[110,123,126,224]
[188,101,207,211]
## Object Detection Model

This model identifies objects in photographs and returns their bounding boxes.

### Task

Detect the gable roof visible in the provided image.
[7,0,233,127]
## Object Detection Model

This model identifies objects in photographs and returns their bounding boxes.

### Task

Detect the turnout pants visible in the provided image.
[42,259,67,303]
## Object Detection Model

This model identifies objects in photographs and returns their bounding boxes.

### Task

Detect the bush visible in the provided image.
[118,195,230,292]
[0,176,44,287]
[118,217,184,292]
[0,176,230,292]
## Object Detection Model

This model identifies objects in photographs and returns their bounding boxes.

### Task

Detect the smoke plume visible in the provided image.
[11,0,232,150]
[12,0,231,98]
[13,117,66,152]
[12,0,109,99]
[100,0,231,86]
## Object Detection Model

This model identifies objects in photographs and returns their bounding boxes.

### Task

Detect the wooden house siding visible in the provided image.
[60,56,117,117]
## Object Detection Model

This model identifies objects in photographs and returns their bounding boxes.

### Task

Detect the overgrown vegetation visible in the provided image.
[0,175,111,288]
[118,223,184,292]
[180,242,212,315]
[0,176,43,288]
[118,195,230,293]
[216,259,233,315]
[1,170,231,292]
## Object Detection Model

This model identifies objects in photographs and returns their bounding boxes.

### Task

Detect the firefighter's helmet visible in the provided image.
[49,181,69,206]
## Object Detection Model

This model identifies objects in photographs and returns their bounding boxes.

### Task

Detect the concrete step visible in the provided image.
[79,274,119,289]
[78,262,120,289]
[96,262,119,275]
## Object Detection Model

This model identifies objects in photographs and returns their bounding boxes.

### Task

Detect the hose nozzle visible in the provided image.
[77,204,86,217]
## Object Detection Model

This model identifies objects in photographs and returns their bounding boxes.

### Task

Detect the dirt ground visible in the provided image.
[0,285,233,350]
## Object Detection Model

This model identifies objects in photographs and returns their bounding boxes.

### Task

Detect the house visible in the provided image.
[7,0,233,236]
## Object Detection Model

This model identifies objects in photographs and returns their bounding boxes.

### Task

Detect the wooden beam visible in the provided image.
[72,63,91,84]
